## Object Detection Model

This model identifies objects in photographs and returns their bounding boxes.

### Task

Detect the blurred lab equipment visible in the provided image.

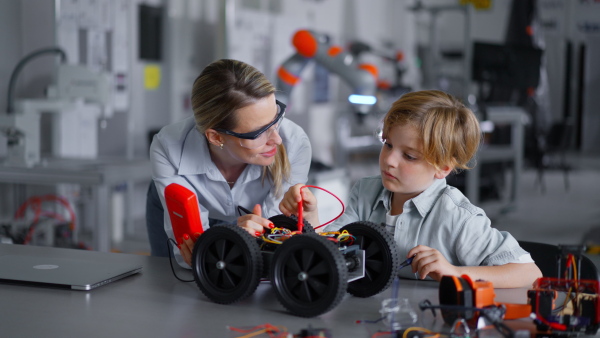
[347,40,411,98]
[276,29,378,116]
[0,47,112,167]
[276,29,383,168]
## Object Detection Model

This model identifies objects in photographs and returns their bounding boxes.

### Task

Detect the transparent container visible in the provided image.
[380,297,418,331]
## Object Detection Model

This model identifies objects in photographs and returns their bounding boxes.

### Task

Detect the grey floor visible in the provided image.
[116,152,600,255]
[484,152,600,248]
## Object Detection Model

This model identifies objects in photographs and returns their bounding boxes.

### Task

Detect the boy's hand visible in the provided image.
[279,184,320,228]
[179,232,202,267]
[279,184,318,216]
[407,245,460,281]
[237,204,274,238]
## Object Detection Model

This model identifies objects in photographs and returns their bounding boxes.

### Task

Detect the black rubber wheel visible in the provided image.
[340,221,399,298]
[269,214,314,233]
[191,225,262,304]
[270,234,347,317]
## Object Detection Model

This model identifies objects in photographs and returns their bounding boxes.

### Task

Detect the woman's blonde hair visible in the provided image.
[191,59,290,195]
[382,90,481,172]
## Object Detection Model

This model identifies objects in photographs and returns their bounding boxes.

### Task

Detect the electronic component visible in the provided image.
[419,275,532,337]
[527,245,599,335]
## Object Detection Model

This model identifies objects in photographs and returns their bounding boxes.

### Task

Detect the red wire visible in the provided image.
[299,185,345,230]
[534,289,568,331]
[14,194,77,244]
[227,323,286,337]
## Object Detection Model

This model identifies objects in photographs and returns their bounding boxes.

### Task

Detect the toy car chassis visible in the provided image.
[190,215,400,317]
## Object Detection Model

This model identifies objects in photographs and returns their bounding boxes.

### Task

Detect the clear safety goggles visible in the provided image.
[215,100,286,149]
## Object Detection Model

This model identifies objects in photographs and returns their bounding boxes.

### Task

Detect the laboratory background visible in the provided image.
[1,0,599,256]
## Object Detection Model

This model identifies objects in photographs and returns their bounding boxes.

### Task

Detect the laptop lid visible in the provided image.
[0,252,142,290]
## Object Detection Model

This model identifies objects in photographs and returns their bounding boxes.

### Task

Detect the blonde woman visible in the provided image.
[148,59,311,267]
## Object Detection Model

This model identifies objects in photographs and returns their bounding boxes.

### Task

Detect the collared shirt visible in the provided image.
[326,176,530,279]
[150,116,311,266]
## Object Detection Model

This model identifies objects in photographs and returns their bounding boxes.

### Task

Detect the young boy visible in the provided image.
[280,90,542,288]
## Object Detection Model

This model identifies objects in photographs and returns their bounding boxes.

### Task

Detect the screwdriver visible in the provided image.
[398,254,417,270]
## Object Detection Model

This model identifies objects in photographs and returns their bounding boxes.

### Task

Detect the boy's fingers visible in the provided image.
[282,200,294,212]
[296,188,303,202]
[279,200,295,216]
[290,184,303,202]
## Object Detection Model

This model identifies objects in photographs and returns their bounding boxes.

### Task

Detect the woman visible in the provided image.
[147,59,312,267]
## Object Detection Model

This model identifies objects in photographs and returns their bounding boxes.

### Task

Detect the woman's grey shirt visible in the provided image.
[150,116,312,267]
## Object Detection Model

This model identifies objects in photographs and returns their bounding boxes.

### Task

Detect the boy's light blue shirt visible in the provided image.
[325,176,528,279]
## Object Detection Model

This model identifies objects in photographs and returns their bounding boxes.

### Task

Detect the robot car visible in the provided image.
[191,216,400,317]
[168,183,400,317]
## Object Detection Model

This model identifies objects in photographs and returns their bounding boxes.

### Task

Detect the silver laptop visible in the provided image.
[0,252,142,290]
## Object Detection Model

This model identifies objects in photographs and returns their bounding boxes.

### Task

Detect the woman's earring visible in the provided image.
[219,143,224,150]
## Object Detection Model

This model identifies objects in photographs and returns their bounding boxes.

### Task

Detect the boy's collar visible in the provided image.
[373,183,389,213]
[378,178,447,217]
[412,179,447,216]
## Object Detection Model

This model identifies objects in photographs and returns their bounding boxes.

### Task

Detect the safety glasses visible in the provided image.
[215,100,286,149]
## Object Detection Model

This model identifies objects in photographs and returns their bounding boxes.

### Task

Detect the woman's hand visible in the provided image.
[179,232,202,267]
[237,204,274,237]
[407,245,459,281]
[279,184,319,228]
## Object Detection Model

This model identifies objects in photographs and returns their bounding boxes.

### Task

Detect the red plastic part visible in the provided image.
[164,183,204,246]
[531,277,600,331]
[293,30,318,57]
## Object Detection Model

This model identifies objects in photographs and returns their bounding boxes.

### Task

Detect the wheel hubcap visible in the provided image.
[297,271,308,281]
[216,261,226,269]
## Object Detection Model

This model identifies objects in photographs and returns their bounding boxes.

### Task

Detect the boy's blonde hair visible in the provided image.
[382,90,481,172]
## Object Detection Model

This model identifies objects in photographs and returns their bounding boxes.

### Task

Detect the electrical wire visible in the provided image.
[571,255,578,281]
[299,185,345,230]
[356,316,386,325]
[571,255,581,316]
[166,238,194,282]
[15,195,77,228]
[261,227,293,245]
[14,194,78,246]
[227,323,288,338]
[319,230,354,245]
[533,287,567,331]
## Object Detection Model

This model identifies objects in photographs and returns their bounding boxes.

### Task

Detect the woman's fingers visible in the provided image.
[237,213,273,237]
[252,204,262,217]
[180,233,195,266]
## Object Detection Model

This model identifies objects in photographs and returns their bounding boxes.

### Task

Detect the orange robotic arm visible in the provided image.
[276,29,378,114]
